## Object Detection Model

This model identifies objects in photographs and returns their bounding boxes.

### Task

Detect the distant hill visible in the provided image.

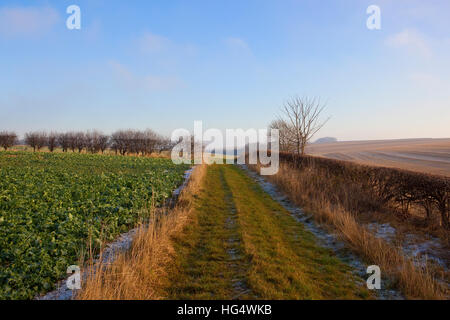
[314,137,338,144]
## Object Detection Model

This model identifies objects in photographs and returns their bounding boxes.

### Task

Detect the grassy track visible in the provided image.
[165,165,370,299]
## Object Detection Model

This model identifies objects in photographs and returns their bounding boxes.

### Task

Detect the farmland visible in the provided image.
[0,151,189,299]
[306,138,450,177]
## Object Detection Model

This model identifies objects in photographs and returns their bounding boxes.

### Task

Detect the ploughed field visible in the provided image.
[306,138,450,177]
[0,151,189,299]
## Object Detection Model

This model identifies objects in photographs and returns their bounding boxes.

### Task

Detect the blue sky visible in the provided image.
[1,0,449,140]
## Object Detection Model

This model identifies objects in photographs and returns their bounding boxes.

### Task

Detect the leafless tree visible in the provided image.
[85,130,110,154]
[142,129,160,155]
[111,130,130,156]
[36,132,47,151]
[65,132,77,152]
[85,131,98,153]
[13,129,166,155]
[130,130,144,155]
[0,131,17,150]
[25,133,38,151]
[110,129,164,156]
[97,134,110,153]
[85,131,94,153]
[269,120,295,153]
[110,138,119,155]
[47,132,58,152]
[57,133,70,152]
[74,132,86,153]
[25,132,47,152]
[156,137,173,153]
[277,96,329,155]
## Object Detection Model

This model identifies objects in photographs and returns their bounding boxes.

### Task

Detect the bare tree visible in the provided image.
[66,132,77,152]
[143,129,160,155]
[130,130,144,155]
[47,132,58,152]
[86,130,110,154]
[25,132,47,152]
[25,132,38,151]
[57,133,70,152]
[157,137,174,153]
[85,131,98,153]
[278,96,329,156]
[111,130,130,156]
[36,132,47,151]
[12,129,166,156]
[97,134,110,153]
[110,129,163,156]
[269,120,294,153]
[0,131,17,150]
[74,132,86,153]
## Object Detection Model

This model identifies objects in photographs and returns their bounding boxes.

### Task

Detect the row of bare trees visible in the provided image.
[110,129,169,156]
[1,130,172,155]
[51,131,111,153]
[270,96,329,155]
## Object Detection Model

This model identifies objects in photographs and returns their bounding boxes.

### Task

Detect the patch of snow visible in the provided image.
[366,222,448,270]
[403,234,447,269]
[367,223,396,242]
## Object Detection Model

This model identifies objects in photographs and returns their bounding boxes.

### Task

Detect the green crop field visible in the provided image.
[0,151,189,299]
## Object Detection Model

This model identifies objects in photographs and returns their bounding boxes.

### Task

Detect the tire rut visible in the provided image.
[218,167,252,299]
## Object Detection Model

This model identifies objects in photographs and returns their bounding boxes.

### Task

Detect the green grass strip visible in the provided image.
[167,165,371,299]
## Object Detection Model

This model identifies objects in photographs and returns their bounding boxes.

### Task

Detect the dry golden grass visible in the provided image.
[252,162,448,299]
[77,165,206,300]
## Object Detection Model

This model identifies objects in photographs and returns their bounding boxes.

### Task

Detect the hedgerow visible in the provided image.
[278,152,449,229]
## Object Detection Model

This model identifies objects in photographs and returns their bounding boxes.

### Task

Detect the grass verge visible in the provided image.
[77,165,206,300]
[252,162,448,299]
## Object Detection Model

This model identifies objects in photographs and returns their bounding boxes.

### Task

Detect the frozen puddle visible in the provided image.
[240,165,403,300]
[37,167,195,300]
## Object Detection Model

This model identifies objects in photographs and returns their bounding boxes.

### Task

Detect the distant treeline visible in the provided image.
[278,152,450,230]
[0,130,173,155]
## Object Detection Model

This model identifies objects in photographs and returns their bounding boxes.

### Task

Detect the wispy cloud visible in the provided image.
[139,32,172,53]
[223,37,252,54]
[138,32,197,56]
[109,60,183,91]
[0,6,60,37]
[385,29,432,58]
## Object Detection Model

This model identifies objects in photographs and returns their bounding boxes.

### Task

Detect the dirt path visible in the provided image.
[220,169,252,299]
[164,165,372,299]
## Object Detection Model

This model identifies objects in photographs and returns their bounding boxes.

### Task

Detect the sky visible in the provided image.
[1,0,449,141]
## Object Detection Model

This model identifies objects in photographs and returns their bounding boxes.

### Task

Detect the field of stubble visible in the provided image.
[306,138,450,177]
